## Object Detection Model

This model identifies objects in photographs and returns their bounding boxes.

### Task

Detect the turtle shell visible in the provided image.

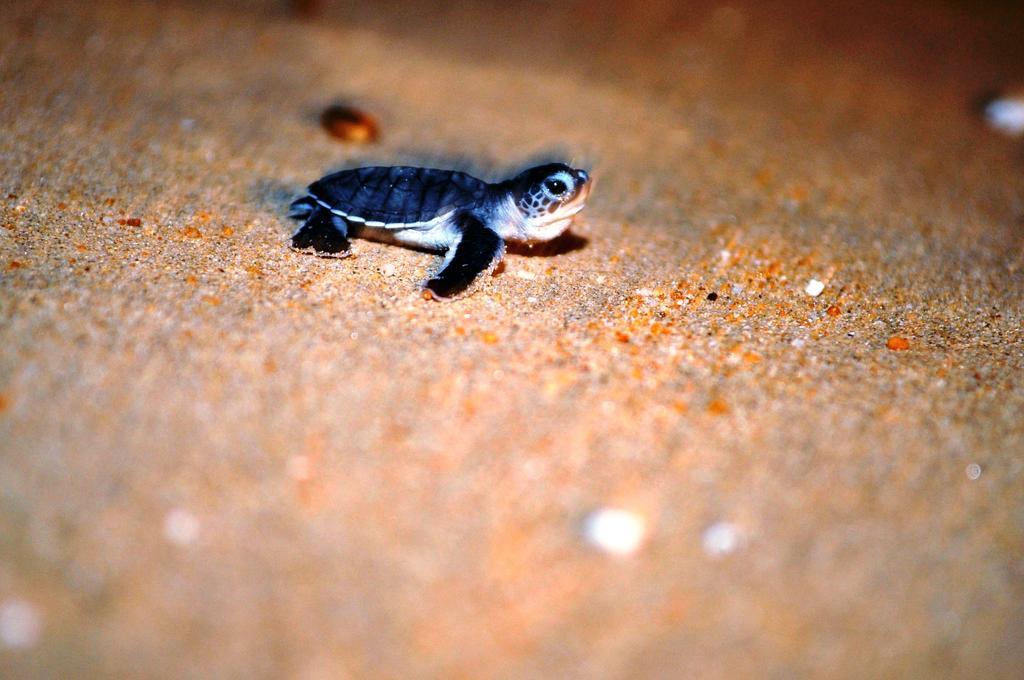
[308,166,489,227]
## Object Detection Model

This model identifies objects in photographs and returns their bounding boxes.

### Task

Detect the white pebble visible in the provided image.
[965,463,982,480]
[381,263,397,277]
[514,269,537,280]
[163,508,200,546]
[287,454,312,481]
[0,599,42,649]
[984,96,1024,136]
[702,521,741,557]
[804,279,825,297]
[583,508,647,556]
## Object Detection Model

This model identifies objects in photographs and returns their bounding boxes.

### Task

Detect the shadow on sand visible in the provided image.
[506,230,589,257]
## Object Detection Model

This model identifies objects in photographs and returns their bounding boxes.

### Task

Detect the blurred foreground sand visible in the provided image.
[1,0,1023,677]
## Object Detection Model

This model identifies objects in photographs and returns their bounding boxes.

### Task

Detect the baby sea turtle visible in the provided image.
[288,163,591,299]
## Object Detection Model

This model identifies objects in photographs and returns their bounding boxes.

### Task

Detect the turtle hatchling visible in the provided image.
[288,162,591,299]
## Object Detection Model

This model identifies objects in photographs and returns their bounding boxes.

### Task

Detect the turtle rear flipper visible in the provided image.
[424,213,504,300]
[288,196,317,219]
[291,205,351,257]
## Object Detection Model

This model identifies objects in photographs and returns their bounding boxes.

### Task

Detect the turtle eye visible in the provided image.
[545,178,568,195]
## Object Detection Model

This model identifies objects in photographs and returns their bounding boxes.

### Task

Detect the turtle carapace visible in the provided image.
[288,163,591,299]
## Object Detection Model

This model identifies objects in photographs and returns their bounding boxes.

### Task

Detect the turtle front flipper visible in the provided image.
[424,213,504,300]
[291,205,351,257]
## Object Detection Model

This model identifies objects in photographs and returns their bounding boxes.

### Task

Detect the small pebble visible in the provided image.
[886,336,910,351]
[287,454,312,481]
[706,398,729,415]
[983,95,1024,136]
[320,104,379,143]
[381,263,397,277]
[702,521,741,557]
[0,598,41,649]
[965,463,982,480]
[706,291,718,301]
[583,508,647,556]
[514,269,537,280]
[163,508,200,546]
[804,279,825,297]
[292,0,323,17]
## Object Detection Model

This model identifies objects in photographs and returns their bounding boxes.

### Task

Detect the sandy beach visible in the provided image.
[2,0,1023,676]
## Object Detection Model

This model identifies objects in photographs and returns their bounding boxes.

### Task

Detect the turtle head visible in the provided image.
[509,163,590,241]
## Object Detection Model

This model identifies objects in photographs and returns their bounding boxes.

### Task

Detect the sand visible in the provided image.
[2,0,1023,677]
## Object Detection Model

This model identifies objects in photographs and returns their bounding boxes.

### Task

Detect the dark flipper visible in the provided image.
[424,213,504,300]
[291,206,350,256]
[288,196,317,219]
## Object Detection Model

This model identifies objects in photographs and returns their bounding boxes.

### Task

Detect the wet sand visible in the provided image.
[2,0,1023,677]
